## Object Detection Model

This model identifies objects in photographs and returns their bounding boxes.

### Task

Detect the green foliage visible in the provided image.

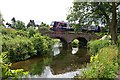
[72,39,79,47]
[82,46,119,78]
[117,35,120,65]
[1,63,28,79]
[31,33,54,56]
[39,22,49,28]
[1,27,54,78]
[95,32,108,37]
[88,40,111,55]
[1,27,54,62]
[15,20,26,30]
[1,28,28,37]
[30,57,52,75]
[38,22,50,33]
[1,52,10,64]
[0,12,4,26]
[53,39,60,43]
[118,35,120,48]
[15,30,29,37]
[11,69,29,78]
[27,26,37,37]
[67,2,119,44]
[2,36,36,62]
[27,20,36,28]
[38,27,50,33]
[1,64,13,79]
[67,2,120,30]
[0,54,28,79]
[1,28,16,36]
[11,19,26,30]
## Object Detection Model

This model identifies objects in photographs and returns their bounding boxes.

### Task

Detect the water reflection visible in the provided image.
[72,47,78,54]
[27,66,83,78]
[10,42,90,78]
[52,43,60,56]
[51,46,89,75]
[53,43,79,56]
[40,66,82,78]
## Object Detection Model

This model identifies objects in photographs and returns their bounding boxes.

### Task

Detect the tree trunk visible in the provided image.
[110,2,117,44]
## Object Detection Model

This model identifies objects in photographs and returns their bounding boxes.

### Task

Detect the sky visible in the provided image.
[0,0,73,25]
[1,0,120,25]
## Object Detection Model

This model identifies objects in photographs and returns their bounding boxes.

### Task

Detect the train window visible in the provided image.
[59,23,67,27]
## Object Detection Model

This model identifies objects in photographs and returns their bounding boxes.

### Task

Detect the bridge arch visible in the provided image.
[53,37,70,48]
[54,37,67,44]
[73,37,88,47]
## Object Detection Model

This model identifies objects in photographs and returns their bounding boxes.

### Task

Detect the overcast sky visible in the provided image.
[0,0,73,25]
[1,0,120,25]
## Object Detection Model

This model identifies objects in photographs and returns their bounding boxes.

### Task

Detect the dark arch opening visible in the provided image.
[54,37,67,44]
[53,37,70,48]
[74,37,88,47]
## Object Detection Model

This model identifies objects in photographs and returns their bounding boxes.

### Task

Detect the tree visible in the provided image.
[0,12,4,26]
[27,20,36,28]
[39,22,49,27]
[11,17,16,23]
[11,17,16,29]
[67,1,120,44]
[10,17,26,30]
[15,20,26,30]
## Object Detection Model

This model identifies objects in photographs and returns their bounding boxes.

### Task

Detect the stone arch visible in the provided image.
[73,37,88,47]
[54,37,67,44]
[53,37,70,48]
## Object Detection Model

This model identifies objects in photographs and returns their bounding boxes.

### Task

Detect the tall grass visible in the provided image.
[88,40,112,55]
[82,45,119,78]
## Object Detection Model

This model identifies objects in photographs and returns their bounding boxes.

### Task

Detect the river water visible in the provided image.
[10,42,90,78]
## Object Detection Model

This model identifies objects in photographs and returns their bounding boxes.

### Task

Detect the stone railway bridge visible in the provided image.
[42,31,101,47]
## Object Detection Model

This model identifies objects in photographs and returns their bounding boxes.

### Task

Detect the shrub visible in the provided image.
[15,30,29,37]
[0,54,28,79]
[31,33,54,56]
[2,36,36,62]
[1,27,54,62]
[82,46,119,78]
[1,28,16,37]
[1,28,29,38]
[53,39,60,43]
[27,26,37,37]
[38,27,50,34]
[0,52,10,64]
[1,62,29,79]
[72,39,79,47]
[88,40,111,55]
[117,35,120,65]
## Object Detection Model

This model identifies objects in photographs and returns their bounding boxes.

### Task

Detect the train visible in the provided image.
[49,21,74,31]
[49,21,101,32]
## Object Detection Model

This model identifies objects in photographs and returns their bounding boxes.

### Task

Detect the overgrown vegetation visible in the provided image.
[2,36,36,62]
[87,40,112,55]
[31,33,54,56]
[1,27,54,62]
[82,46,119,79]
[0,55,29,79]
[0,26,54,79]
[75,35,120,79]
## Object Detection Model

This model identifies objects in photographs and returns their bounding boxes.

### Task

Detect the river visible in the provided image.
[10,42,90,78]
